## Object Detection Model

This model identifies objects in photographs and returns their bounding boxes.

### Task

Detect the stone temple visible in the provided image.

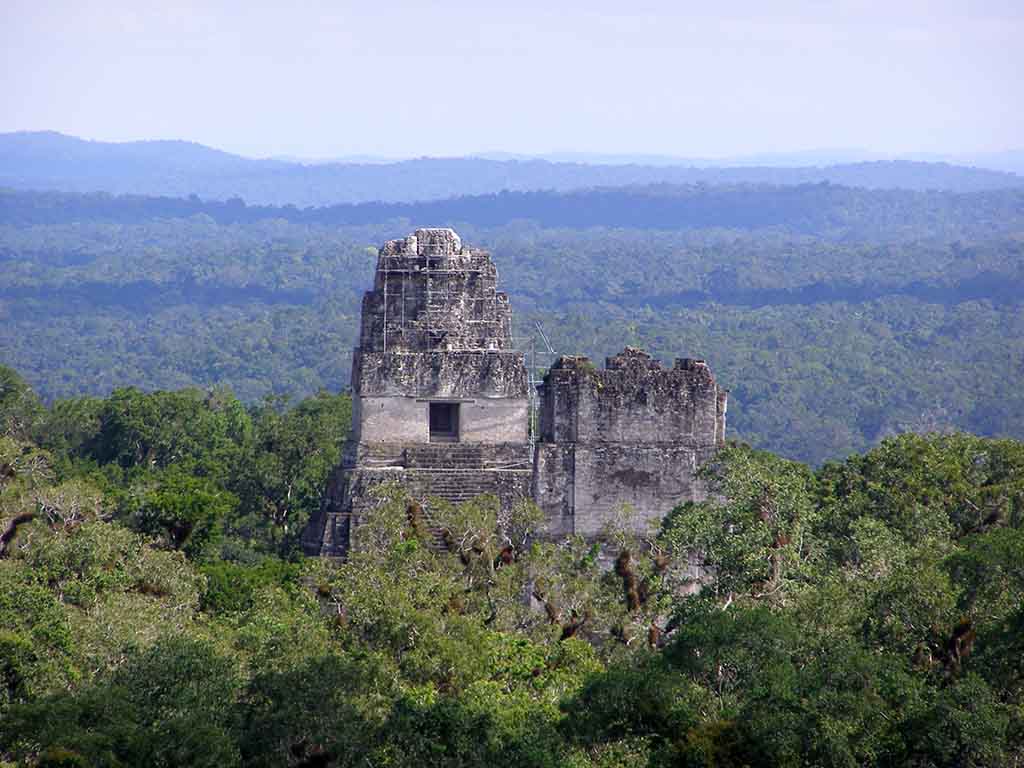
[302,228,727,556]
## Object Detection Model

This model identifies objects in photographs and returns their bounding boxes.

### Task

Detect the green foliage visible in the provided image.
[2,368,1024,766]
[5,637,242,768]
[563,657,702,748]
[0,379,352,559]
[199,558,303,614]
[905,673,1016,768]
[2,189,1024,465]
[231,391,350,555]
[0,365,43,440]
[817,432,1024,545]
[663,443,819,604]
[239,650,398,767]
[34,395,104,459]
[21,520,166,607]
[90,386,247,479]
[0,574,75,712]
[127,469,236,560]
[35,748,90,768]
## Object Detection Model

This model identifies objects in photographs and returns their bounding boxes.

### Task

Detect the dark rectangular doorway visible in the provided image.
[429,402,460,442]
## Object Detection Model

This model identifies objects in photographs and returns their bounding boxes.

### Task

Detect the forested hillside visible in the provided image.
[2,185,1022,464]
[6,184,1024,241]
[3,132,1023,206]
[2,369,1022,766]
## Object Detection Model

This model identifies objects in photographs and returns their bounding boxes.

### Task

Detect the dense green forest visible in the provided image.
[3,132,1023,206]
[2,185,1022,464]
[1,366,1022,766]
[5,184,1024,237]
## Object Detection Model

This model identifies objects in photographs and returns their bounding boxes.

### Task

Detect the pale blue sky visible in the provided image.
[2,0,1020,158]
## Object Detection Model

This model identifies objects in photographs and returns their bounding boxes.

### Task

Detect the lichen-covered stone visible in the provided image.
[533,348,727,538]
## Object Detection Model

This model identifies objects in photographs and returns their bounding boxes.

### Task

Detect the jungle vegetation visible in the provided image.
[1,366,1022,766]
[2,184,1023,464]
[3,129,1023,768]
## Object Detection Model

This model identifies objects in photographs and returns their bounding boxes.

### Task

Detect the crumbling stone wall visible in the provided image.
[359,228,514,354]
[302,229,532,557]
[533,348,727,538]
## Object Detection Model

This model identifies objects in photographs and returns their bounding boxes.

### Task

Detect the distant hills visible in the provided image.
[515,149,1024,174]
[1,131,1022,206]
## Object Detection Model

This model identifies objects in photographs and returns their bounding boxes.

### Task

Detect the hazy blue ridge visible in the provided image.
[2,131,1023,207]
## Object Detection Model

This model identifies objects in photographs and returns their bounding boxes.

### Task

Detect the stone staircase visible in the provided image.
[412,470,530,553]
[419,469,519,503]
[341,441,534,558]
[351,442,533,471]
[415,503,450,554]
[403,445,487,469]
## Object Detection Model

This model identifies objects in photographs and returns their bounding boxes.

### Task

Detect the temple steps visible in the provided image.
[379,466,534,553]
[351,443,533,471]
[416,505,451,553]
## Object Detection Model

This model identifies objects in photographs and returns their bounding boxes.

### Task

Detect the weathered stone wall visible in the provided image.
[302,228,532,558]
[539,349,725,446]
[533,348,727,539]
[353,350,526,399]
[534,443,719,538]
[355,395,528,444]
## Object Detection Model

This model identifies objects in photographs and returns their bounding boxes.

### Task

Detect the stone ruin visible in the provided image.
[301,228,533,556]
[533,349,727,538]
[301,228,728,557]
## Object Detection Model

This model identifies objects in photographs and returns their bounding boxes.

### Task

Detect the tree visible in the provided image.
[0,366,43,441]
[128,469,236,560]
[90,387,248,481]
[3,637,242,768]
[662,443,819,607]
[232,392,350,554]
